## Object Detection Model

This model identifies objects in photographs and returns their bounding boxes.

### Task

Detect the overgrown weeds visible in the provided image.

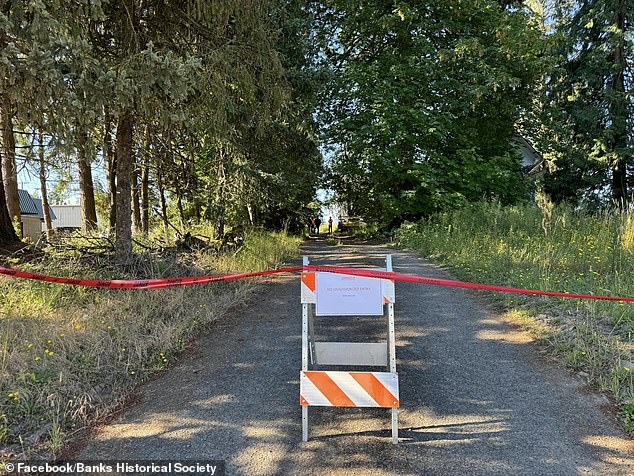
[395,202,634,434]
[0,230,301,460]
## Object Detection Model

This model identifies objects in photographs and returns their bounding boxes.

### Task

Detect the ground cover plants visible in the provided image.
[396,202,634,434]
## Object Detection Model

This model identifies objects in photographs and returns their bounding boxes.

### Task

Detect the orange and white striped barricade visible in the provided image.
[300,255,399,444]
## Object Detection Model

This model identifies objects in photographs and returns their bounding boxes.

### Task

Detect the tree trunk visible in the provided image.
[78,135,98,232]
[157,168,169,236]
[141,126,150,236]
[38,130,53,240]
[104,113,117,234]
[115,111,134,258]
[214,147,226,240]
[1,102,20,223]
[175,184,185,228]
[194,199,201,222]
[141,159,149,236]
[612,160,627,207]
[247,203,254,225]
[132,164,141,233]
[0,145,18,243]
[609,0,628,206]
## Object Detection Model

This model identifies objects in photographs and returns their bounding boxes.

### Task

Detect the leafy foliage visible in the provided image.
[315,0,545,224]
[529,0,633,206]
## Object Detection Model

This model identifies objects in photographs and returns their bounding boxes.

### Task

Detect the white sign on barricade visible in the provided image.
[300,255,399,444]
[315,273,383,316]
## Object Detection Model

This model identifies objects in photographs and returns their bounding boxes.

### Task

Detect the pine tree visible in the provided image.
[542,0,632,206]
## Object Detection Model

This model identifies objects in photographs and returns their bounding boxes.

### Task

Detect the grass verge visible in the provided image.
[0,230,301,460]
[395,202,634,434]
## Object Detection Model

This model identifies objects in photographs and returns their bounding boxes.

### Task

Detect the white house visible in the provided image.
[50,205,82,230]
[512,135,545,170]
[17,189,56,242]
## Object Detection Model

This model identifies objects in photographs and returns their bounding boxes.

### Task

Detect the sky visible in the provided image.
[317,188,340,225]
[17,154,106,205]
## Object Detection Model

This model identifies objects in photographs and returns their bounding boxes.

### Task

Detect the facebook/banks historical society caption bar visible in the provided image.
[2,460,224,475]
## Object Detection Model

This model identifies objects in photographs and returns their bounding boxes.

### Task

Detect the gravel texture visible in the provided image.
[78,238,634,475]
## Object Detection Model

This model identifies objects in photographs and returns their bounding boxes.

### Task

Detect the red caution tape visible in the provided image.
[0,265,302,289]
[304,265,634,303]
[1,263,633,303]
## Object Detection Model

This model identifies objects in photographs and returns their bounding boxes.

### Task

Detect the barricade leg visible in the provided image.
[302,256,310,442]
[391,408,398,444]
[386,255,399,444]
[308,304,316,366]
[302,406,309,442]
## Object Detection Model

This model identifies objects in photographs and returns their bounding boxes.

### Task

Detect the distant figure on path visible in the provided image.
[328,216,333,234]
[309,216,316,234]
[315,217,322,234]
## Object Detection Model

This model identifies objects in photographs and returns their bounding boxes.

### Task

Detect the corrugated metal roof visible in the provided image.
[18,190,56,220]
[32,198,57,220]
[18,189,39,215]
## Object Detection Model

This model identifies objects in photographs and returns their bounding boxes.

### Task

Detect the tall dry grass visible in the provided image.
[0,230,301,459]
[396,202,634,433]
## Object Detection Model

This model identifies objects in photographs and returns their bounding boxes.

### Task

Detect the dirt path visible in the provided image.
[78,238,634,475]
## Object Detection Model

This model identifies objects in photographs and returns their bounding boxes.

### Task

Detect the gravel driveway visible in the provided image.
[78,238,634,475]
